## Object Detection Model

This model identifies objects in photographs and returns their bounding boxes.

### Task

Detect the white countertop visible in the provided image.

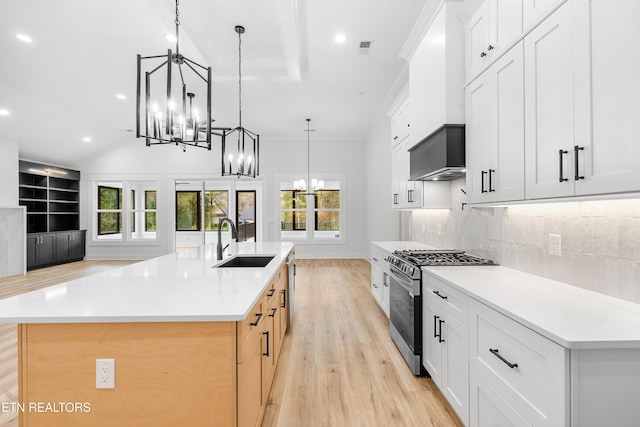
[0,241,294,324]
[422,265,640,350]
[371,240,437,253]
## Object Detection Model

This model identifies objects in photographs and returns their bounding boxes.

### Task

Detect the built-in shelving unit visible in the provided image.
[19,160,85,270]
[19,160,80,233]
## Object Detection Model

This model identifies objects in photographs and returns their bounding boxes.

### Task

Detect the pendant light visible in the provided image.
[295,119,323,195]
[220,25,260,178]
[136,0,214,151]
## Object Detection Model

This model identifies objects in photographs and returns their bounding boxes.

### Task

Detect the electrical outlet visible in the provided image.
[437,223,442,236]
[549,234,562,256]
[96,358,115,389]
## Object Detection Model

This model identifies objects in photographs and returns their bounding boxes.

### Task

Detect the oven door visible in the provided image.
[389,265,422,374]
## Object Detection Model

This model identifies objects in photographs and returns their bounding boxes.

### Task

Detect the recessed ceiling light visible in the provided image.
[16,34,32,43]
[0,109,9,116]
[82,137,92,143]
[166,34,177,43]
[116,94,127,100]
[334,34,346,44]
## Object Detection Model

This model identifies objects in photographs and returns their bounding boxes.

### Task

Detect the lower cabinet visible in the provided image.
[27,230,86,270]
[237,263,289,427]
[370,244,391,317]
[423,276,470,426]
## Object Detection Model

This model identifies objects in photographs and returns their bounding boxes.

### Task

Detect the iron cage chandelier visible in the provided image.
[219,25,260,178]
[136,0,215,151]
[293,118,323,195]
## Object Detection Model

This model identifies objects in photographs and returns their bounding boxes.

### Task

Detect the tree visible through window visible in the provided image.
[314,190,340,231]
[176,190,228,231]
[280,190,307,231]
[97,186,122,235]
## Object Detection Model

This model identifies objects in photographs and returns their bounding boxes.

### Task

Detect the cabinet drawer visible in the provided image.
[470,369,533,427]
[423,273,469,326]
[237,299,263,363]
[470,300,568,425]
[370,245,390,271]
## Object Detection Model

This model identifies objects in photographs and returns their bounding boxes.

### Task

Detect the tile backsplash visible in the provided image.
[411,179,640,304]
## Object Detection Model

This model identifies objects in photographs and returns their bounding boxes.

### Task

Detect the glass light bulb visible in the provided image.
[152,103,159,113]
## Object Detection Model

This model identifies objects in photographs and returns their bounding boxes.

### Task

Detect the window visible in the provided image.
[205,190,229,231]
[94,180,158,242]
[176,191,201,231]
[314,190,340,234]
[278,177,344,243]
[97,185,122,235]
[176,190,229,231]
[280,190,307,231]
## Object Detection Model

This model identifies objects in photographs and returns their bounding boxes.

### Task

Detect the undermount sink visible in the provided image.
[215,255,275,268]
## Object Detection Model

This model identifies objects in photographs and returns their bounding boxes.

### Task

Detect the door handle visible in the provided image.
[489,169,495,192]
[490,348,518,368]
[263,331,270,357]
[281,289,287,308]
[434,315,439,338]
[481,170,487,193]
[559,149,569,182]
[438,319,445,343]
[574,145,585,180]
[249,312,262,327]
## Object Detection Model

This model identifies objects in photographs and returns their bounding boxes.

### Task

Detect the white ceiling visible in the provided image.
[0,0,429,166]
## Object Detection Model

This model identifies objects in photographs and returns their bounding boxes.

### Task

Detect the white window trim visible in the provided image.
[274,173,346,245]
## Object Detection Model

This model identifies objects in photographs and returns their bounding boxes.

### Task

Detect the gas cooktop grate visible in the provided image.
[393,250,495,266]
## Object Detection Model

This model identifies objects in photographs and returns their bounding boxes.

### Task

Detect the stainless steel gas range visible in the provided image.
[386,250,495,376]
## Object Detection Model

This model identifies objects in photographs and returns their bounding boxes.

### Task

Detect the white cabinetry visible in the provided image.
[370,244,390,317]
[466,43,524,203]
[422,273,470,426]
[523,0,563,30]
[391,99,411,146]
[409,1,465,141]
[525,0,640,200]
[469,299,568,426]
[463,0,523,82]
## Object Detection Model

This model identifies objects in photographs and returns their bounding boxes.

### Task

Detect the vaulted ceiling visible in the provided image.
[0,0,429,166]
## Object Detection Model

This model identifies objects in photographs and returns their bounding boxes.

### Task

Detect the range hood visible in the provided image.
[409,124,465,181]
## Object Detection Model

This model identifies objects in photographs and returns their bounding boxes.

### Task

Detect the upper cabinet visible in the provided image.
[462,0,640,203]
[467,43,525,203]
[465,0,523,82]
[525,0,640,199]
[391,99,411,147]
[409,1,465,145]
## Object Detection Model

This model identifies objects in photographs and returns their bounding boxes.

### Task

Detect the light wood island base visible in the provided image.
[18,321,237,427]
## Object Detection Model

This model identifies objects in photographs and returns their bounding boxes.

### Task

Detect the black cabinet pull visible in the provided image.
[393,193,398,205]
[489,348,518,368]
[263,331,270,357]
[438,319,445,343]
[407,189,413,203]
[269,307,277,318]
[281,289,287,308]
[434,315,439,338]
[480,51,487,58]
[489,169,495,192]
[433,290,448,300]
[559,149,569,182]
[488,45,495,51]
[574,145,585,180]
[250,312,262,327]
[267,289,276,297]
[481,170,487,193]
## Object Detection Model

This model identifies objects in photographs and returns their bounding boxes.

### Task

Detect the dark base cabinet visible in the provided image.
[27,230,86,271]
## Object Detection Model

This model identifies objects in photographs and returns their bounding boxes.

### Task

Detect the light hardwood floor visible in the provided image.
[262,259,463,427]
[0,259,463,427]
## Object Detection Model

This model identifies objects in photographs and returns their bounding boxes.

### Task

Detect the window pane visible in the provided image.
[98,187,120,209]
[315,190,340,209]
[176,192,200,231]
[98,213,122,234]
[145,191,156,209]
[315,211,340,231]
[205,190,228,231]
[145,212,156,231]
[281,211,306,231]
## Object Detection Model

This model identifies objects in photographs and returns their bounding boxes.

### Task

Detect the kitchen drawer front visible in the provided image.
[423,272,469,326]
[470,300,568,426]
[237,299,264,363]
[370,244,390,271]
[470,369,533,427]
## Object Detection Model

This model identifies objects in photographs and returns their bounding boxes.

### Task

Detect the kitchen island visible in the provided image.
[0,241,294,427]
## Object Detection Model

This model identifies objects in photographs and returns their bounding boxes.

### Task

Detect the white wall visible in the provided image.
[78,135,368,260]
[0,140,19,206]
[364,117,398,254]
[411,178,640,305]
